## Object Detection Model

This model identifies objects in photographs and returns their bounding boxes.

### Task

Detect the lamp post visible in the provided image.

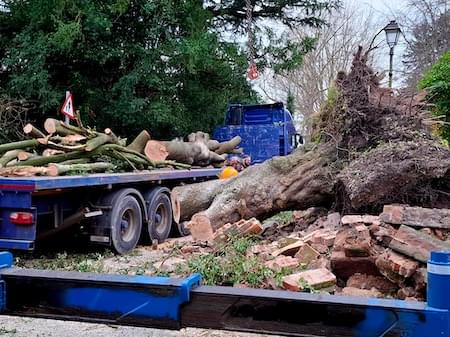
[384,20,401,88]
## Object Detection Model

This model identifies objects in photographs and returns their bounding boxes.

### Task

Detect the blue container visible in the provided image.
[427,251,450,310]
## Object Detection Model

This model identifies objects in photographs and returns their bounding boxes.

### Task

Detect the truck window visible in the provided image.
[228,107,243,125]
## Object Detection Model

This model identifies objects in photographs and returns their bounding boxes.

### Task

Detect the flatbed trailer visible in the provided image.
[0,250,448,337]
[0,168,220,254]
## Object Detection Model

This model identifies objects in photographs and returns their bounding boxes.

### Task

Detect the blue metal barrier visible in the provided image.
[0,250,448,336]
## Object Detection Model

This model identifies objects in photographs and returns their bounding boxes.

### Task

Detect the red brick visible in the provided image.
[187,214,214,242]
[355,224,371,239]
[344,240,371,257]
[265,256,299,271]
[272,240,304,257]
[308,257,330,270]
[412,267,427,291]
[282,268,336,292]
[380,205,404,224]
[330,250,379,280]
[311,243,329,254]
[375,249,419,284]
[294,244,320,265]
[341,215,364,225]
[361,215,380,224]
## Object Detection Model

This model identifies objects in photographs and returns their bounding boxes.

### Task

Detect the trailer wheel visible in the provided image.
[145,188,172,242]
[102,190,143,255]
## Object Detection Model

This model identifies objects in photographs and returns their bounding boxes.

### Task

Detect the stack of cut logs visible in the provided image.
[0,119,242,177]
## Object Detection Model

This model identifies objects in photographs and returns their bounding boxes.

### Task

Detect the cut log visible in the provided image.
[207,140,220,151]
[127,130,151,153]
[172,179,229,222]
[42,149,66,157]
[17,151,36,161]
[0,166,49,177]
[170,190,181,224]
[165,141,210,165]
[0,139,39,154]
[381,205,450,229]
[145,140,169,161]
[44,118,78,136]
[388,225,450,263]
[0,150,20,167]
[215,136,241,155]
[47,162,114,176]
[23,124,46,139]
[104,128,119,144]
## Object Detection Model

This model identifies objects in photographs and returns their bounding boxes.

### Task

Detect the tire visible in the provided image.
[102,190,143,255]
[145,188,173,242]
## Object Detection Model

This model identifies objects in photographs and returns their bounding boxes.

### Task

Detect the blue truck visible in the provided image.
[213,102,302,163]
[0,168,219,254]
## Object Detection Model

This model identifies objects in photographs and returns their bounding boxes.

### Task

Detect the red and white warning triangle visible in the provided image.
[61,94,75,119]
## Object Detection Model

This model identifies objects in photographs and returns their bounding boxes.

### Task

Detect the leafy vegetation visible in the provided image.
[0,0,336,140]
[182,235,293,287]
[420,51,450,143]
[14,251,112,272]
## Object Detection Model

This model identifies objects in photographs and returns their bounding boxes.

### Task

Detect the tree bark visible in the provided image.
[47,162,114,176]
[182,144,335,230]
[215,136,241,155]
[44,118,80,136]
[0,166,50,177]
[172,179,229,222]
[23,124,46,138]
[0,139,39,154]
[127,130,151,153]
[0,150,20,167]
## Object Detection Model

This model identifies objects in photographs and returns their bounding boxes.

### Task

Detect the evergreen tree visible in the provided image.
[0,0,337,138]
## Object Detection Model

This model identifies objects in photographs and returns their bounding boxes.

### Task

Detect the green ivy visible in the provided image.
[420,51,450,142]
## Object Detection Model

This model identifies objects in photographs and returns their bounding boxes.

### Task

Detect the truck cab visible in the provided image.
[213,102,302,163]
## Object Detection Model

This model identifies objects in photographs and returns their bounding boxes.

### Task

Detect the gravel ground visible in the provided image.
[0,316,276,337]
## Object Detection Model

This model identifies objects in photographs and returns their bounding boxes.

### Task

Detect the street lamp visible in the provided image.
[384,20,401,88]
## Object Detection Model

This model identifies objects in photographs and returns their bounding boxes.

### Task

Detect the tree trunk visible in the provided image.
[187,145,335,230]
[127,130,151,153]
[145,140,169,161]
[175,47,450,232]
[172,179,230,222]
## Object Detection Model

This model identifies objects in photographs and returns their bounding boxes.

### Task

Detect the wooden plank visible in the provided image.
[381,205,450,229]
[389,225,450,263]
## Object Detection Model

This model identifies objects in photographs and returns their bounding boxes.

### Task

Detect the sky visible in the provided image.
[254,0,413,101]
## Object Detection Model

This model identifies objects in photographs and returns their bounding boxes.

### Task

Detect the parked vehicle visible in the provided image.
[213,102,302,164]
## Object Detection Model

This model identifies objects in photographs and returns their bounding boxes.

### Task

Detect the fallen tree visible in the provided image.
[176,47,450,231]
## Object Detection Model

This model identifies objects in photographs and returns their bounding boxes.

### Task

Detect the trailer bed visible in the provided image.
[0,168,220,191]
